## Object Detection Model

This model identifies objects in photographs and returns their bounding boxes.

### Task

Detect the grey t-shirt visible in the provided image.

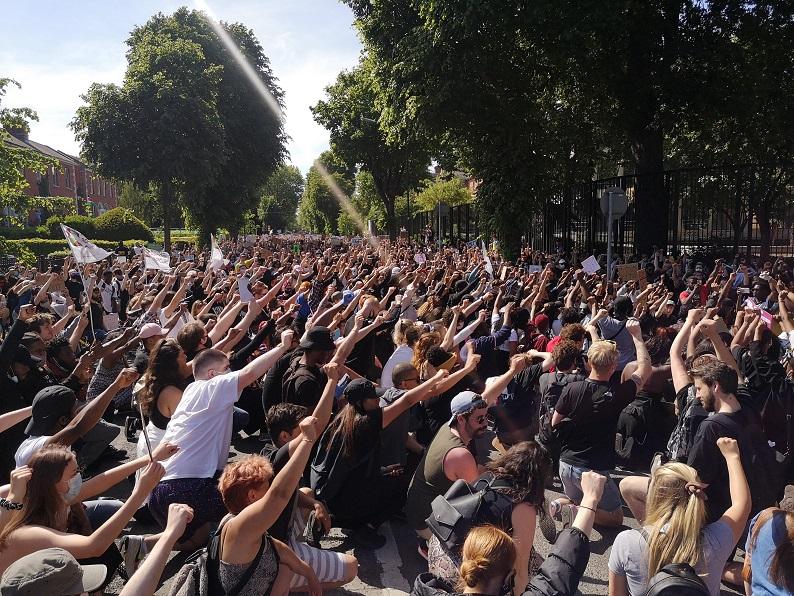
[597,316,635,370]
[379,387,409,467]
[608,520,735,595]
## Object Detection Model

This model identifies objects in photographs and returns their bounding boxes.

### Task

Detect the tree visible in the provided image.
[118,182,163,227]
[258,164,303,231]
[311,57,430,238]
[0,78,58,213]
[413,176,473,211]
[343,1,791,257]
[297,151,354,234]
[72,9,286,250]
[338,170,386,235]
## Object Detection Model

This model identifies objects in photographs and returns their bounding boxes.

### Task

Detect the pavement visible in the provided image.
[99,419,744,596]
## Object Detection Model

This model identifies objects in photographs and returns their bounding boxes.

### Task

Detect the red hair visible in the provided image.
[218,455,274,514]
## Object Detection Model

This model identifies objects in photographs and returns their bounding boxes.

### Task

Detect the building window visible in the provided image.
[52,168,59,187]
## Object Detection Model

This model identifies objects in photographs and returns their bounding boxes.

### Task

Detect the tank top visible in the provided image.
[150,398,171,430]
[405,425,467,529]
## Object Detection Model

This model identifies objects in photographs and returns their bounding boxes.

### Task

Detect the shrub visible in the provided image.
[94,208,154,242]
[3,239,145,258]
[45,215,97,239]
[0,238,36,267]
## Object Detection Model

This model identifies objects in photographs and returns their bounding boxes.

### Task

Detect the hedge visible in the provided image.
[94,208,154,242]
[44,215,97,239]
[3,239,147,258]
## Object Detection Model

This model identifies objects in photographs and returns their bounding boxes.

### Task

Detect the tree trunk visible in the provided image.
[385,197,397,240]
[631,128,667,255]
[161,182,172,253]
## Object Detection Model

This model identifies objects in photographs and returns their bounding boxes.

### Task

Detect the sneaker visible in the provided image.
[417,537,429,560]
[103,445,128,461]
[351,524,387,549]
[124,416,139,442]
[538,507,558,544]
[119,534,148,576]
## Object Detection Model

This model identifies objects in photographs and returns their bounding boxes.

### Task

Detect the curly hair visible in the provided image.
[486,440,551,510]
[218,455,274,515]
[138,339,185,417]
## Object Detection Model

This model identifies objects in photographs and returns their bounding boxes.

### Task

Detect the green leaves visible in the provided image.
[70,8,286,249]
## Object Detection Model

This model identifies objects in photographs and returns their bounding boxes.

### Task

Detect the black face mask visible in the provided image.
[204,336,213,349]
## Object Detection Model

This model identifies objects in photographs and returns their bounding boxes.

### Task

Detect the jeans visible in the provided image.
[232,406,249,435]
[84,498,124,529]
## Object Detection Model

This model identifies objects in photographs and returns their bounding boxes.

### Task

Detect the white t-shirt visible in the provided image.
[159,372,241,481]
[15,435,49,468]
[380,345,414,389]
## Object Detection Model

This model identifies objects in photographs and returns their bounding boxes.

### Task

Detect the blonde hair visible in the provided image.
[458,525,516,591]
[645,462,707,576]
[587,340,619,373]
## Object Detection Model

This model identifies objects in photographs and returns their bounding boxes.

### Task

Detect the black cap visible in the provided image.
[13,346,40,369]
[26,385,76,436]
[343,378,385,406]
[299,326,335,352]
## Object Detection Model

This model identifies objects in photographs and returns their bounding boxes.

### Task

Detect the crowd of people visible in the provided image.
[0,231,792,596]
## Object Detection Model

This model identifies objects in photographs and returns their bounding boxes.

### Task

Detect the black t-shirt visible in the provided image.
[687,409,755,523]
[283,360,326,411]
[311,408,384,502]
[264,442,295,542]
[489,363,544,435]
[261,349,300,414]
[555,378,638,470]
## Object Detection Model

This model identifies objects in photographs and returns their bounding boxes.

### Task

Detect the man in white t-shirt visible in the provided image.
[147,329,293,550]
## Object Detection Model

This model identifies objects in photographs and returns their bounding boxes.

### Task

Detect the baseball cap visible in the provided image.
[448,390,487,425]
[26,386,76,436]
[343,378,385,407]
[139,323,168,340]
[0,547,106,595]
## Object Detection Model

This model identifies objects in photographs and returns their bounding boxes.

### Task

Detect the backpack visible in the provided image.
[426,475,514,553]
[615,398,651,469]
[644,563,708,596]
[537,372,576,452]
[168,520,275,596]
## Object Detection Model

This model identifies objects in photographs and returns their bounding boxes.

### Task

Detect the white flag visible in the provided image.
[481,241,494,278]
[143,248,171,272]
[60,223,110,264]
[209,234,224,271]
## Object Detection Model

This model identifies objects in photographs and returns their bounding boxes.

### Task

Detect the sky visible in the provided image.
[0,0,362,174]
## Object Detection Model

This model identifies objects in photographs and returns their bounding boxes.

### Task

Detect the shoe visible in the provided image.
[124,416,139,442]
[351,524,387,550]
[103,445,127,461]
[417,537,429,560]
[538,507,558,544]
[119,534,148,576]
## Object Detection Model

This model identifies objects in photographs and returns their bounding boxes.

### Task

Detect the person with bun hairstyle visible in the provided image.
[412,471,609,596]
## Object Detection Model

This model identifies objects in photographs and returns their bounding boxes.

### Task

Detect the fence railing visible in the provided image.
[403,164,794,258]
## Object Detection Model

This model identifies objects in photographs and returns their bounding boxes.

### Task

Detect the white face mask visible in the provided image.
[64,472,82,504]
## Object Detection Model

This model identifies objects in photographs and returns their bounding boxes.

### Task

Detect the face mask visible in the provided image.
[204,336,213,348]
[64,472,82,504]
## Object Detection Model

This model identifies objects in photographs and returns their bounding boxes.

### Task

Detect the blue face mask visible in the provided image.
[64,472,82,504]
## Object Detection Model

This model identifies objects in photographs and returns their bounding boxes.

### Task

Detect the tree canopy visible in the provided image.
[297,150,354,235]
[343,0,794,258]
[0,78,58,211]
[311,57,430,237]
[258,164,303,232]
[72,8,286,249]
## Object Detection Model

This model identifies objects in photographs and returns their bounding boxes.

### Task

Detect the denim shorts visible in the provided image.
[558,460,623,512]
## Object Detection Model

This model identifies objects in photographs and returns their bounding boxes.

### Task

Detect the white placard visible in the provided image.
[581,256,601,274]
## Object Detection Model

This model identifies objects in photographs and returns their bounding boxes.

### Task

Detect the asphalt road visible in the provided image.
[99,422,744,596]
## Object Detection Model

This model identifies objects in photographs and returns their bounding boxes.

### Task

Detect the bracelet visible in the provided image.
[578,505,596,513]
[301,438,314,444]
[0,498,23,511]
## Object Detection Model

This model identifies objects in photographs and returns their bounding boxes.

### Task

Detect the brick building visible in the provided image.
[5,128,118,219]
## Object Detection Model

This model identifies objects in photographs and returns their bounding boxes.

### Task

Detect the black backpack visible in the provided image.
[426,475,514,553]
[537,372,578,450]
[644,563,708,595]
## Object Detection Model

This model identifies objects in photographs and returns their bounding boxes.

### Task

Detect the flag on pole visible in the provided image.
[61,224,110,264]
[143,247,171,272]
[481,241,494,278]
[209,234,225,271]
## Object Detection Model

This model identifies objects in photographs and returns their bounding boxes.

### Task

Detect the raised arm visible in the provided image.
[671,310,698,393]
[716,437,751,544]
[382,370,448,428]
[236,330,293,393]
[624,319,651,389]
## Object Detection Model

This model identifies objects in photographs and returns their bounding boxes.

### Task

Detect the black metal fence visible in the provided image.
[404,164,794,258]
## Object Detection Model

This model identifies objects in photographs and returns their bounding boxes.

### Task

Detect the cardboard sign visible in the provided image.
[528,265,543,273]
[617,263,640,281]
[581,256,600,274]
